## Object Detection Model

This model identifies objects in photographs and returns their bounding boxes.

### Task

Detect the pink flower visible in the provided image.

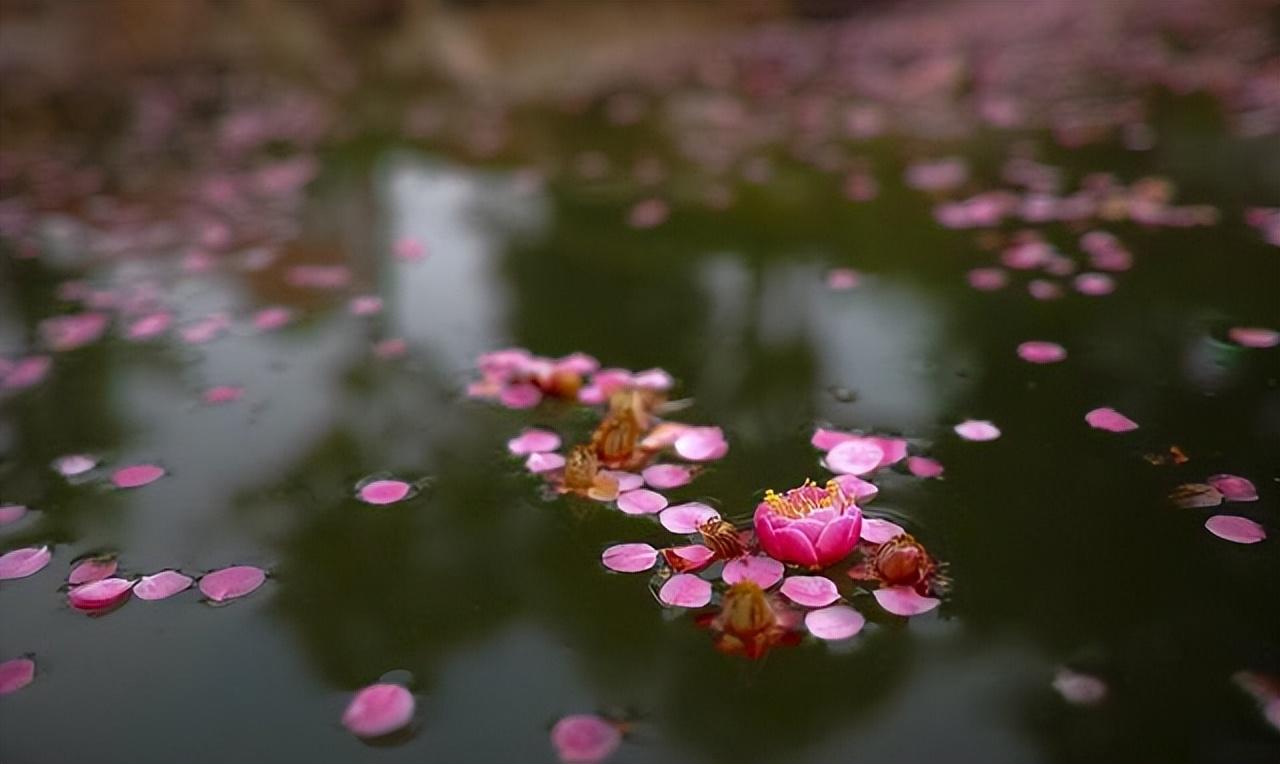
[753,480,862,569]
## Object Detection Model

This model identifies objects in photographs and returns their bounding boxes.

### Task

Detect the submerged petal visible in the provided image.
[601,543,658,573]
[804,605,865,640]
[658,574,711,607]
[550,714,621,764]
[342,683,415,738]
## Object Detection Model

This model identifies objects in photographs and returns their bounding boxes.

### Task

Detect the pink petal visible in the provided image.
[525,452,565,473]
[860,518,906,544]
[1052,668,1107,705]
[507,429,561,455]
[0,546,52,580]
[673,427,728,461]
[41,312,109,351]
[68,558,117,585]
[393,237,426,262]
[499,383,542,409]
[663,544,716,571]
[967,267,1008,291]
[199,565,267,602]
[907,456,944,478]
[0,504,28,525]
[1228,327,1279,349]
[0,657,35,695]
[111,464,165,488]
[349,296,383,316]
[722,555,784,589]
[616,489,668,515]
[767,527,820,567]
[825,439,884,476]
[53,454,96,476]
[1208,474,1258,503]
[601,543,659,573]
[658,574,711,607]
[202,385,243,405]
[1027,279,1063,300]
[1204,515,1266,544]
[832,474,879,502]
[632,368,674,390]
[126,312,172,341]
[134,570,194,600]
[2,355,51,389]
[826,268,860,290]
[357,480,412,505]
[68,577,134,611]
[870,437,908,467]
[342,683,415,738]
[1074,272,1115,296]
[373,338,407,360]
[601,471,643,492]
[550,714,621,764]
[1085,407,1139,433]
[252,306,292,331]
[804,605,866,640]
[811,428,855,451]
[628,198,669,229]
[659,502,720,533]
[873,586,940,616]
[641,464,692,490]
[954,420,1001,441]
[781,576,840,607]
[1017,341,1067,364]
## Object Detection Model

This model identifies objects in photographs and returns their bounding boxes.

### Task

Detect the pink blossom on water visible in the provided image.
[550,714,621,764]
[754,481,862,568]
[1085,407,1138,432]
[342,683,415,738]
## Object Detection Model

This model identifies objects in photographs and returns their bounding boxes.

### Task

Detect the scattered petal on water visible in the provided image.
[111,464,165,489]
[781,576,840,607]
[1205,515,1266,544]
[526,452,565,473]
[628,198,669,229]
[1228,327,1279,349]
[673,427,728,461]
[826,268,860,290]
[617,489,668,515]
[1052,668,1107,705]
[601,543,658,573]
[0,657,35,695]
[1208,474,1258,502]
[373,338,407,360]
[860,518,906,544]
[1085,407,1139,432]
[1074,272,1116,296]
[873,586,940,616]
[659,502,720,533]
[1169,483,1223,509]
[1,356,51,390]
[550,714,621,764]
[357,480,412,505]
[967,267,1008,291]
[252,306,292,332]
[601,471,643,492]
[805,605,866,640]
[68,557,117,585]
[125,312,172,341]
[722,555,784,589]
[349,296,383,316]
[68,578,134,611]
[342,683,415,738]
[825,439,885,476]
[199,565,266,602]
[202,385,244,405]
[907,456,944,478]
[0,504,29,525]
[393,237,426,262]
[658,574,712,607]
[500,383,542,409]
[811,428,854,451]
[507,429,561,455]
[641,464,693,490]
[0,546,52,580]
[134,570,194,600]
[1017,341,1067,364]
[53,454,96,476]
[832,474,879,502]
[954,420,1001,441]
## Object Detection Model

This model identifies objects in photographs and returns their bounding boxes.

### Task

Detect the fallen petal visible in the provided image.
[658,574,711,607]
[722,555,784,589]
[68,577,133,611]
[551,714,621,764]
[199,565,266,602]
[0,546,52,580]
[954,420,1001,441]
[1017,341,1067,364]
[907,456,944,478]
[600,471,643,492]
[641,464,693,490]
[825,439,885,476]
[659,502,720,533]
[134,570,194,600]
[859,518,906,544]
[673,427,728,461]
[1228,327,1279,349]
[0,504,29,525]
[1205,515,1266,544]
[781,576,840,607]
[1170,483,1223,509]
[804,605,865,640]
[616,489,668,515]
[68,557,117,585]
[0,657,35,695]
[1052,668,1107,705]
[661,544,716,572]
[507,429,561,455]
[873,586,940,616]
[358,480,412,505]
[601,543,658,573]
[342,683,415,738]
[111,464,165,489]
[1207,474,1258,503]
[1085,407,1139,432]
[53,454,96,476]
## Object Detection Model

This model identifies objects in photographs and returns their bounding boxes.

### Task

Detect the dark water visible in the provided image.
[3,29,1280,764]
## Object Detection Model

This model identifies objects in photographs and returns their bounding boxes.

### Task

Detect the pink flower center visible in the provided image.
[763,479,847,519]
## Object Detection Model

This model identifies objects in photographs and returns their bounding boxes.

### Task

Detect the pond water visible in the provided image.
[1,2,1279,763]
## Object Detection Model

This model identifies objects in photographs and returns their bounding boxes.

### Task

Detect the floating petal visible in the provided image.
[499,383,542,409]
[781,576,840,607]
[658,574,711,607]
[601,471,643,492]
[1017,341,1067,364]
[1228,327,1279,349]
[661,544,716,572]
[673,427,728,461]
[134,570,194,600]
[1205,515,1266,544]
[68,578,133,611]
[641,464,693,490]
[907,456,944,478]
[53,454,96,476]
[722,556,784,589]
[1052,668,1107,705]
[111,464,165,489]
[804,605,865,640]
[342,683,415,738]
[0,504,28,526]
[1170,483,1223,508]
[601,543,658,573]
[617,489,668,515]
[0,546,51,580]
[873,586,940,616]
[525,452,565,473]
[199,565,266,602]
[358,480,412,505]
[507,429,561,455]
[859,518,906,544]
[68,558,117,585]
[954,420,1001,441]
[659,502,720,533]
[550,714,621,764]
[1085,407,1138,432]
[1208,474,1258,503]
[0,657,35,695]
[825,439,884,476]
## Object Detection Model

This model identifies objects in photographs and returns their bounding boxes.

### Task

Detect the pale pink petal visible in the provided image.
[781,576,840,607]
[202,385,243,405]
[826,268,860,290]
[393,237,426,262]
[1052,668,1107,705]
[954,420,1001,441]
[600,471,643,492]
[804,605,866,640]
[1028,279,1063,300]
[628,198,669,229]
[125,312,172,341]
[500,383,542,409]
[658,574,711,607]
[1074,272,1115,296]
[342,683,415,738]
[632,368,674,390]
[358,480,412,505]
[1205,515,1266,544]
[68,558,117,585]
[134,570,194,600]
[1085,407,1138,432]
[616,489,668,515]
[601,543,658,573]
[663,544,716,571]
[68,578,134,611]
[659,502,720,533]
[199,565,266,602]
[832,474,879,502]
[641,464,692,490]
[811,428,855,451]
[373,338,407,360]
[550,714,621,764]
[53,454,96,476]
[0,657,35,695]
[967,267,1008,291]
[1227,327,1278,349]
[873,586,940,616]
[722,555,784,589]
[1208,474,1258,502]
[252,306,292,331]
[0,546,52,579]
[860,518,906,544]
[525,452,565,473]
[507,429,561,455]
[1017,341,1067,364]
[0,505,27,525]
[907,456,944,478]
[349,296,383,316]
[673,427,728,461]
[111,464,165,488]
[41,312,109,351]
[2,356,51,389]
[825,439,884,476]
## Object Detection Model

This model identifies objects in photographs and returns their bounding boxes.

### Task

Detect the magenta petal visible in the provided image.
[1207,474,1258,503]
[68,558,117,585]
[68,578,134,611]
[1228,326,1279,349]
[499,383,542,409]
[673,427,728,461]
[659,502,720,533]
[832,474,879,502]
[873,586,940,616]
[1085,407,1139,432]
[664,544,715,570]
[781,576,840,607]
[907,456,944,478]
[769,527,820,567]
[0,504,29,525]
[811,428,856,451]
[814,514,861,566]
[358,480,412,505]
[525,452,565,473]
[641,464,693,490]
[1052,668,1107,705]
[199,565,266,602]
[804,605,866,640]
[1017,341,1067,364]
[1205,515,1266,544]
[342,683,415,738]
[601,471,643,492]
[0,657,35,695]
[954,419,1001,441]
[551,714,622,764]
[860,518,906,544]
[0,546,52,580]
[507,429,561,455]
[722,555,784,589]
[1074,272,1116,296]
[134,570,194,600]
[601,543,658,573]
[252,306,292,331]
[825,439,884,476]
[616,489,668,515]
[202,385,244,405]
[658,574,711,607]
[111,464,165,488]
